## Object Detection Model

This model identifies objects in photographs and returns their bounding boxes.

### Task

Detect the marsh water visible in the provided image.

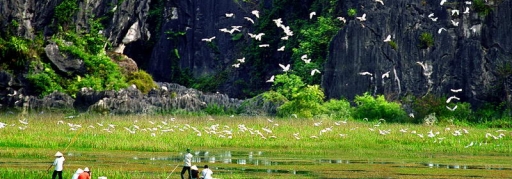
[19,149,506,178]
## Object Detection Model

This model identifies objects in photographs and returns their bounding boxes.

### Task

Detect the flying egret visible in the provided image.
[201,36,216,42]
[281,36,289,40]
[451,20,459,26]
[440,0,447,5]
[311,69,321,76]
[356,13,367,22]
[446,105,458,111]
[232,63,240,68]
[358,72,372,76]
[244,17,254,24]
[309,12,316,19]
[266,75,275,83]
[273,18,283,27]
[301,54,308,60]
[451,9,459,16]
[430,17,438,22]
[254,33,265,41]
[277,46,285,51]
[303,58,311,64]
[428,13,435,18]
[446,96,460,103]
[463,7,470,14]
[279,64,291,72]
[383,35,391,42]
[382,71,390,79]
[251,10,259,18]
[450,89,462,93]
[237,57,245,63]
[465,1,471,4]
[258,44,269,47]
[225,13,234,18]
[438,28,447,34]
[375,0,384,5]
[337,17,346,23]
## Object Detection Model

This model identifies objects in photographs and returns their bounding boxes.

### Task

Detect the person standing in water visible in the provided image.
[181,148,193,179]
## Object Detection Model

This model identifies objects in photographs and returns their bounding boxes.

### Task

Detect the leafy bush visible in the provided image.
[473,0,492,16]
[323,98,352,119]
[352,93,407,122]
[126,70,157,94]
[27,62,64,96]
[388,40,398,50]
[411,94,445,123]
[54,0,78,28]
[419,32,434,49]
[347,8,357,17]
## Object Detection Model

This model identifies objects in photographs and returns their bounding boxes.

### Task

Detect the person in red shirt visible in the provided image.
[78,167,91,179]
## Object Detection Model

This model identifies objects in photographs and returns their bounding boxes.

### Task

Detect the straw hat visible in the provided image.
[191,165,198,170]
[84,167,90,172]
[55,151,63,157]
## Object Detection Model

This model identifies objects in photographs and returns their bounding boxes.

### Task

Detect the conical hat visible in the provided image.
[55,151,63,157]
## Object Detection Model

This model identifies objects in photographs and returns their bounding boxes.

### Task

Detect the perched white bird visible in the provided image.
[382,71,390,79]
[277,46,285,51]
[465,1,472,5]
[383,35,391,42]
[201,36,216,42]
[244,17,254,24]
[279,64,291,72]
[237,57,245,63]
[254,33,265,41]
[301,54,308,60]
[409,113,415,118]
[438,28,447,34]
[451,89,462,93]
[303,58,311,64]
[356,13,367,22]
[358,72,372,76]
[266,75,275,83]
[309,12,316,19]
[446,105,458,111]
[375,0,384,5]
[451,9,459,16]
[337,16,346,23]
[440,0,447,5]
[225,13,234,18]
[251,10,259,18]
[463,7,470,14]
[281,36,289,40]
[311,69,321,76]
[258,44,269,47]
[232,63,240,68]
[451,20,459,26]
[446,96,461,103]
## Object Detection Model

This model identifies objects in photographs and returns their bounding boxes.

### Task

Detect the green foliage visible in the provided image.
[231,33,243,41]
[272,74,305,100]
[26,61,64,96]
[174,48,180,59]
[353,93,407,122]
[191,72,228,93]
[388,40,398,50]
[347,8,357,17]
[410,94,446,123]
[165,30,186,40]
[419,32,434,49]
[126,70,157,94]
[54,0,78,29]
[323,98,352,119]
[204,104,237,115]
[473,0,492,16]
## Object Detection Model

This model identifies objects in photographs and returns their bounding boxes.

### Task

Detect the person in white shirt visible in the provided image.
[52,151,65,179]
[181,148,193,179]
[201,165,213,179]
[71,168,83,179]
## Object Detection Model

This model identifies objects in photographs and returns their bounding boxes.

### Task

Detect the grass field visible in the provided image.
[1,113,511,178]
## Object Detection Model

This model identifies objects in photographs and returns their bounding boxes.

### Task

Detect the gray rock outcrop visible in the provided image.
[45,42,86,74]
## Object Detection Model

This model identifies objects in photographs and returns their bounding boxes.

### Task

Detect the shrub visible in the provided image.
[347,8,357,17]
[323,98,352,119]
[126,70,157,94]
[277,85,326,118]
[388,40,398,50]
[473,0,492,16]
[419,32,434,49]
[27,62,64,96]
[352,93,407,122]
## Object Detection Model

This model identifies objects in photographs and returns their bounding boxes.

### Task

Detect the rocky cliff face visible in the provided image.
[322,0,512,107]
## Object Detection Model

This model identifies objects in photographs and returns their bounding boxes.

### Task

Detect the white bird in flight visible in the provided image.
[451,89,462,93]
[258,44,269,47]
[446,105,458,111]
[273,18,283,27]
[356,13,367,22]
[201,36,216,42]
[252,10,259,18]
[451,20,459,26]
[309,12,316,19]
[451,9,459,16]
[383,35,391,42]
[301,54,308,60]
[375,0,384,5]
[463,7,470,14]
[279,64,291,72]
[244,17,254,24]
[232,63,240,68]
[337,17,346,23]
[225,13,234,18]
[465,1,472,4]
[277,46,285,51]
[382,71,390,79]
[358,72,372,76]
[440,0,447,5]
[237,57,245,63]
[311,69,321,76]
[266,75,275,83]
[446,96,460,103]
[438,28,447,34]
[428,13,435,18]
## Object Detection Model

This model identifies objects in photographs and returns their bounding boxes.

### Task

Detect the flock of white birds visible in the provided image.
[0,114,508,150]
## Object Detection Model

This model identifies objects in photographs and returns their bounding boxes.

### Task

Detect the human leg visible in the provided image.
[51,170,57,179]
[181,167,186,179]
